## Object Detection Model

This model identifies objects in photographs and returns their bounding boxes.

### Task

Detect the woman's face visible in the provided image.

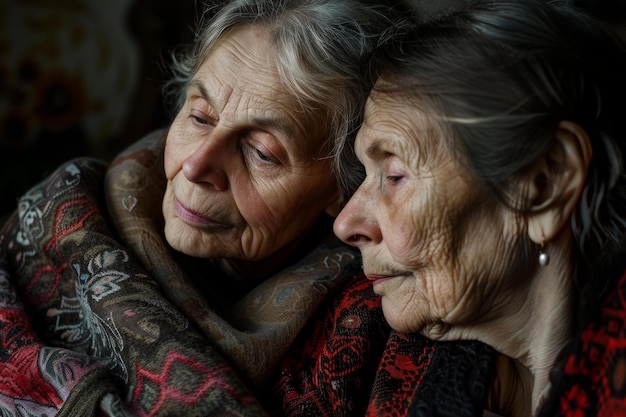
[163,25,337,274]
[334,89,526,338]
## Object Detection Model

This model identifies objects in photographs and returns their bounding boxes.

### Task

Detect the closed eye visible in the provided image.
[189,108,217,127]
[243,141,281,168]
[256,148,277,164]
[192,115,209,125]
[386,175,404,184]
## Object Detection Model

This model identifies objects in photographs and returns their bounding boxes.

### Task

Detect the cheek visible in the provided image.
[268,168,335,208]
[385,221,422,263]
[272,186,320,216]
[464,213,530,285]
[238,189,274,225]
[164,107,196,169]
[248,175,334,230]
[384,194,437,264]
[163,128,188,180]
[163,136,182,180]
[233,176,297,231]
[163,144,177,180]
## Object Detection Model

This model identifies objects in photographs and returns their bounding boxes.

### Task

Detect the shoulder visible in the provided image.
[108,129,166,174]
[15,157,108,215]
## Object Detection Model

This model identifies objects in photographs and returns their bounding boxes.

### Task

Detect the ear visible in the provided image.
[526,121,592,244]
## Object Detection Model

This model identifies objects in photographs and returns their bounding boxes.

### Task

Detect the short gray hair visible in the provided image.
[164,0,399,202]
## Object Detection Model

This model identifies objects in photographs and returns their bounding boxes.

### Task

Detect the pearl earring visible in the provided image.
[538,240,549,266]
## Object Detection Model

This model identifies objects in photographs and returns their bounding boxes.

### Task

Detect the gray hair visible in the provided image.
[363,0,626,272]
[164,0,400,202]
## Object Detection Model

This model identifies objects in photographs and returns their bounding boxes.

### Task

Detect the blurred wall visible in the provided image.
[0,0,197,219]
[2,0,624,222]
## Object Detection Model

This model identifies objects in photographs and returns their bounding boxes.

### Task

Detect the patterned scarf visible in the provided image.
[0,130,360,416]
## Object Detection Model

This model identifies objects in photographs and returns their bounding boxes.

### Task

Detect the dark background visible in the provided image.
[1,0,624,223]
[0,0,198,221]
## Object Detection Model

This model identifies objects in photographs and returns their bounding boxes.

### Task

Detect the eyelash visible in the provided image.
[253,147,278,165]
[192,115,208,125]
[377,173,404,190]
[241,133,280,167]
[190,111,216,128]
[386,175,404,184]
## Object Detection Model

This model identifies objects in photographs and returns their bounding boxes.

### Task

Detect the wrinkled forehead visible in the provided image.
[358,81,461,169]
[203,25,330,155]
[369,75,440,118]
[363,82,446,141]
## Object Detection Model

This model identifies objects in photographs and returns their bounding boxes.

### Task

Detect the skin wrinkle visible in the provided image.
[335,85,580,415]
[240,27,328,159]
[328,1,626,413]
[200,30,313,161]
[162,25,338,281]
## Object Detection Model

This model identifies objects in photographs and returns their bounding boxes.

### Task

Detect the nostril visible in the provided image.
[349,234,371,244]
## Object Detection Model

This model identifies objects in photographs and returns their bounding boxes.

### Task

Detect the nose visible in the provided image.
[182,134,229,191]
[333,186,382,247]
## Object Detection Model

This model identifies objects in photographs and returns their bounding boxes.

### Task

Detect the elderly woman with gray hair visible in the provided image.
[0,0,399,415]
[272,0,626,416]
[332,0,626,415]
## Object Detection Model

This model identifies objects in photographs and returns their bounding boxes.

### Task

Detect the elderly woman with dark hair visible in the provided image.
[331,0,626,415]
[0,0,398,415]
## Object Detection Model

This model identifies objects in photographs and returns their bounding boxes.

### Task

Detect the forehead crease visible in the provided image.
[359,118,422,161]
[220,27,273,69]
[365,96,447,164]
[193,68,305,147]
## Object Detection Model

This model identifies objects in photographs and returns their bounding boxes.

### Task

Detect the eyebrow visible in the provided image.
[364,139,390,160]
[188,79,301,143]
[189,79,213,105]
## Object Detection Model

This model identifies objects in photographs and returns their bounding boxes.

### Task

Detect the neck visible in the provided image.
[484,234,576,416]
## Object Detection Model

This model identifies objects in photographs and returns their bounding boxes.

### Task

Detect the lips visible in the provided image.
[174,199,228,227]
[365,274,397,287]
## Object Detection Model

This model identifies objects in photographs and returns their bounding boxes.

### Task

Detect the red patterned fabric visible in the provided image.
[271,268,626,416]
[269,274,437,417]
[539,270,626,417]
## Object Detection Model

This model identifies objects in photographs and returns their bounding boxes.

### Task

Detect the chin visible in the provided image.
[163,220,205,257]
[382,304,450,340]
[381,308,413,334]
[164,233,194,256]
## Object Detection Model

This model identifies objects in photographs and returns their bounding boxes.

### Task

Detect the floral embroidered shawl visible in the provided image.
[0,130,361,416]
